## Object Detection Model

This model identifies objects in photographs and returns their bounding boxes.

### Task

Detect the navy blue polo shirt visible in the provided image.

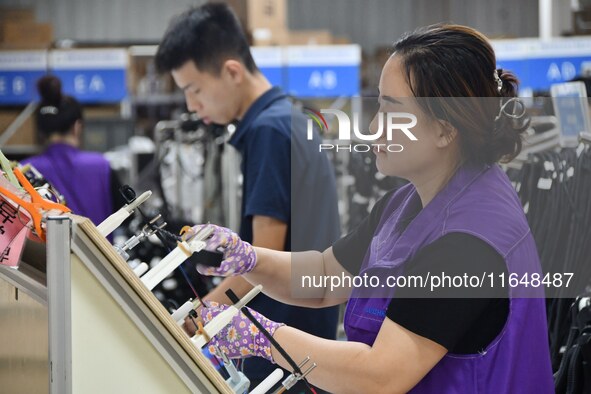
[229,87,292,246]
[228,86,341,382]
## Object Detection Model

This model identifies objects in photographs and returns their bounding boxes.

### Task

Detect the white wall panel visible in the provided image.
[1,0,204,42]
[0,0,540,50]
[288,0,539,52]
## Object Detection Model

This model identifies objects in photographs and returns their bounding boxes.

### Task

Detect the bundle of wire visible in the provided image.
[511,142,591,381]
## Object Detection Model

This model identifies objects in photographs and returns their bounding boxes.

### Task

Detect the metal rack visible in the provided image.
[0,215,232,394]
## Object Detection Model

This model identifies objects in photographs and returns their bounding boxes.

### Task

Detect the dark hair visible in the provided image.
[392,24,528,164]
[155,3,258,75]
[36,75,83,138]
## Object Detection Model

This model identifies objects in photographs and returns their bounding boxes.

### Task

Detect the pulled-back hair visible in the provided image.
[392,24,528,164]
[36,75,83,138]
[155,3,258,75]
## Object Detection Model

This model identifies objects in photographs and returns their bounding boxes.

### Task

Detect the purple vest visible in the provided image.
[344,163,554,393]
[22,143,113,226]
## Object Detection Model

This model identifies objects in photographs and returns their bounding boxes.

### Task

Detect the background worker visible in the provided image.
[22,75,124,226]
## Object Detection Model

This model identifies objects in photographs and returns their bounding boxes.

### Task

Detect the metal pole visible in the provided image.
[46,216,72,394]
[539,0,553,40]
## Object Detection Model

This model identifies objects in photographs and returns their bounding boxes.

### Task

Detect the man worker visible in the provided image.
[155,3,341,391]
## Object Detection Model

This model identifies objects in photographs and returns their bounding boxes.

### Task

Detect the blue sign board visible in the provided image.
[51,69,127,104]
[260,66,283,88]
[251,47,284,88]
[287,65,359,97]
[285,45,360,97]
[49,49,128,103]
[493,38,591,94]
[497,56,591,92]
[0,51,47,105]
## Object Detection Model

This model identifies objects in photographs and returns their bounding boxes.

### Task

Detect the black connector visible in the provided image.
[119,184,137,204]
[191,250,224,267]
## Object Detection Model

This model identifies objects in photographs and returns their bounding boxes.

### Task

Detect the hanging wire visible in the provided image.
[513,141,591,380]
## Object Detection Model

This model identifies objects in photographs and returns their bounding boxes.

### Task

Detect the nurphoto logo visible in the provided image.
[304,107,418,153]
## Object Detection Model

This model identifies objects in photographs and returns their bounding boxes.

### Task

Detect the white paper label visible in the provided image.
[537,178,553,190]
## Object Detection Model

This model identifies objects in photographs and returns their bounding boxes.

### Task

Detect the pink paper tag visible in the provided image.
[0,197,30,268]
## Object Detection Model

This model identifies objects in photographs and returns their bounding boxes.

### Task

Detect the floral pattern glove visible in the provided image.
[189,224,257,276]
[202,302,283,362]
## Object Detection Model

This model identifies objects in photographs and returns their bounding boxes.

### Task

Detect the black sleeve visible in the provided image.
[332,189,396,275]
[386,232,509,354]
[110,169,127,211]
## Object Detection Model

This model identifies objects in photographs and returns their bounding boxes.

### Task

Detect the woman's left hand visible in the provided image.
[187,224,257,276]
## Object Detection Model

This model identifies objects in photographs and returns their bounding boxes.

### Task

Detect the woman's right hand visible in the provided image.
[188,224,257,276]
[202,302,283,362]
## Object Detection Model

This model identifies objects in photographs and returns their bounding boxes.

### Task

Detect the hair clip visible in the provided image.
[39,106,58,115]
[495,97,526,123]
[494,69,503,94]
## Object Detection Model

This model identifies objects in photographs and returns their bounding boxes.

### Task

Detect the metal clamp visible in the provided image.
[96,190,152,237]
[115,214,166,261]
[276,357,317,392]
[215,347,250,394]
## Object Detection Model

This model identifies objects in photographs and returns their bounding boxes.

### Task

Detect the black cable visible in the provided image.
[515,144,591,385]
[224,289,302,374]
[553,299,579,391]
[120,184,209,305]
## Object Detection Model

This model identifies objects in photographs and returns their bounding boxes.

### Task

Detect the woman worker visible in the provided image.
[22,75,123,226]
[190,24,554,393]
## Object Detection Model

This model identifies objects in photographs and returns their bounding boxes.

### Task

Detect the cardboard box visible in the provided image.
[333,36,351,45]
[84,105,123,119]
[252,29,335,46]
[285,30,333,45]
[251,27,288,46]
[0,41,51,50]
[128,56,174,96]
[0,7,36,24]
[0,110,37,146]
[219,0,286,31]
[0,22,53,46]
[247,0,286,30]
